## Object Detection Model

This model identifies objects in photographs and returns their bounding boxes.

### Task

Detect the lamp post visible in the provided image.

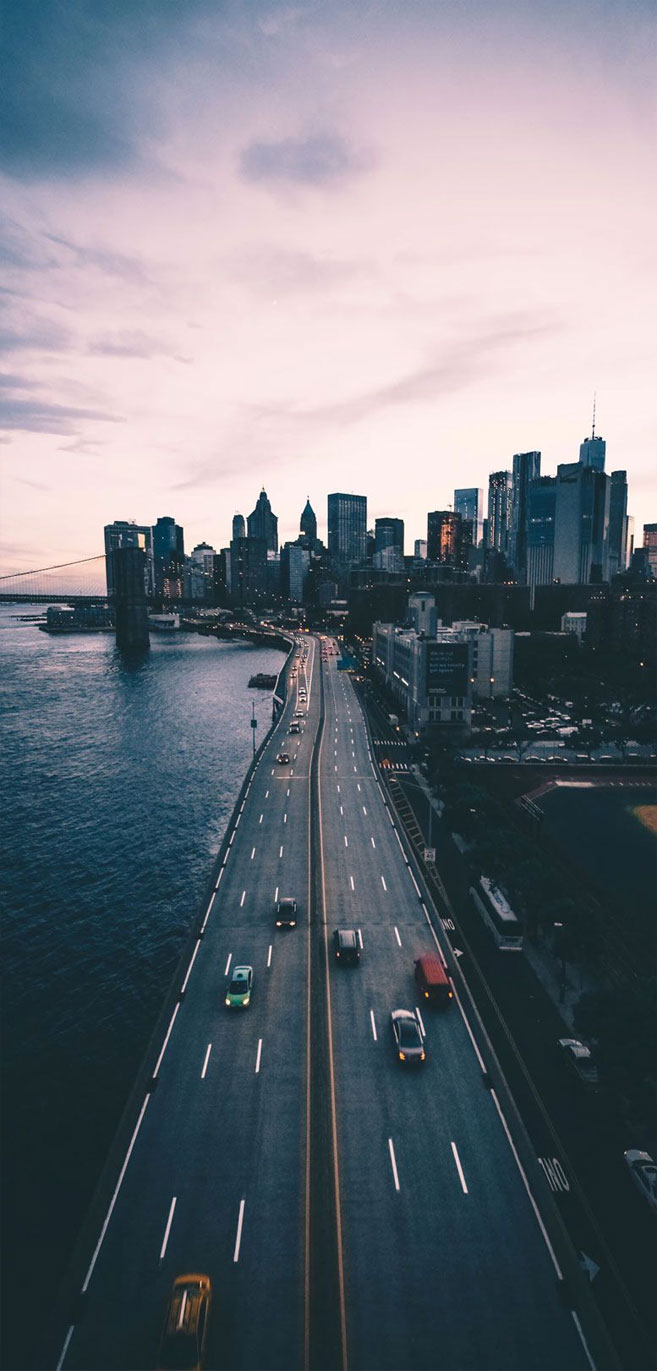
[397,772,436,861]
[251,701,257,757]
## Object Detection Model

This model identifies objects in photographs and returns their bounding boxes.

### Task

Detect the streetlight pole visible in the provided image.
[251,701,257,757]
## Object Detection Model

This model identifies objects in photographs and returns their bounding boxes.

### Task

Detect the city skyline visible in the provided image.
[1,0,656,573]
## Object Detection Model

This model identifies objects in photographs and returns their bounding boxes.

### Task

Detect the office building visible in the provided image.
[300,498,317,543]
[247,489,278,553]
[561,611,587,643]
[607,472,629,578]
[553,463,610,584]
[185,542,216,602]
[414,539,427,560]
[104,520,154,596]
[486,472,513,554]
[374,517,404,556]
[232,513,246,541]
[427,510,468,567]
[372,621,472,733]
[643,524,657,577]
[454,489,484,546]
[230,536,267,607]
[526,477,557,590]
[153,516,184,598]
[509,451,541,581]
[281,543,310,603]
[451,622,514,699]
[328,493,367,564]
[408,592,437,637]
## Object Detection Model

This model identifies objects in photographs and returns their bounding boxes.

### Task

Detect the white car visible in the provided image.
[623,1150,657,1214]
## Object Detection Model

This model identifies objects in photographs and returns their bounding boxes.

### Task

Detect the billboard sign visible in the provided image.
[426,642,468,695]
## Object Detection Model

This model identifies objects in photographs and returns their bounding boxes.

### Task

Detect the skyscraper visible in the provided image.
[486,472,513,554]
[427,510,468,566]
[374,517,404,555]
[232,513,246,541]
[454,489,483,546]
[247,489,278,553]
[607,472,629,578]
[526,476,557,590]
[553,462,610,583]
[153,515,185,596]
[579,434,606,470]
[643,524,657,577]
[300,498,317,543]
[327,493,367,564]
[509,451,541,581]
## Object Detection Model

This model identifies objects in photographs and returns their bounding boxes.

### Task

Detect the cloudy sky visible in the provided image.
[1,0,655,577]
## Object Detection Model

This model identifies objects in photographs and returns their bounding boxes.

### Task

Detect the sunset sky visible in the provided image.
[1,0,655,575]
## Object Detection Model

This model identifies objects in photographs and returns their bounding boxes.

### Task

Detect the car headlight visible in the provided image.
[420,1051,426,1060]
[243,995,250,1005]
[399,1052,406,1061]
[225,997,231,1005]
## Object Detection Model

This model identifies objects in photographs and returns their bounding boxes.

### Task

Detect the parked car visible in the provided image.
[275,897,298,928]
[623,1150,657,1214]
[225,965,253,1008]
[557,1038,599,1089]
[390,1009,427,1065]
[158,1274,211,1371]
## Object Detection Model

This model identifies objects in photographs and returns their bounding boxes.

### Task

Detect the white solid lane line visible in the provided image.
[255,1039,263,1074]
[159,1196,177,1261]
[394,926,402,946]
[153,1005,180,1079]
[233,1199,246,1262]
[79,1093,151,1296]
[201,1044,212,1079]
[224,953,232,976]
[381,875,388,891]
[369,1010,377,1041]
[180,941,201,993]
[451,1141,469,1194]
[388,1139,401,1192]
[240,890,246,907]
[267,944,272,968]
[350,876,354,890]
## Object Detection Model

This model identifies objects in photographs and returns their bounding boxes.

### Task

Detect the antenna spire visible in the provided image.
[592,391,596,439]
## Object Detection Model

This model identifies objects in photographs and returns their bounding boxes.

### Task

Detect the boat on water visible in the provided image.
[148,613,180,632]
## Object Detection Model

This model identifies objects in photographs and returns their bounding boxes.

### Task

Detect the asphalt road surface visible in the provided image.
[53,638,598,1371]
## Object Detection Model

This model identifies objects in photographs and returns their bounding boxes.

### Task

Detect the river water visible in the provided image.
[0,607,285,1368]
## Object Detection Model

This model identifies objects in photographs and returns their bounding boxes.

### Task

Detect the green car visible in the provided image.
[225,965,253,1008]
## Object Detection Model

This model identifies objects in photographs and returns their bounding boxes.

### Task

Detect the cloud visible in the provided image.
[238,131,372,187]
[45,234,153,285]
[87,329,188,360]
[0,397,123,436]
[227,245,374,295]
[0,317,74,355]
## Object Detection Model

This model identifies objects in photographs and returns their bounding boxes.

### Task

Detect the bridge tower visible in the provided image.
[111,546,150,652]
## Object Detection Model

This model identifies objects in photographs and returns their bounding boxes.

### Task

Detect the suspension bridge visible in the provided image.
[0,556,109,603]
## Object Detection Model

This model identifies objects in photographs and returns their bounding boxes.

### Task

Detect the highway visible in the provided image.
[53,635,598,1371]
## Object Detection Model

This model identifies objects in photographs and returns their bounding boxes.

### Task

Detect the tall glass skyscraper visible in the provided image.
[327,493,367,564]
[510,451,541,582]
[486,472,513,554]
[247,489,278,553]
[453,489,483,546]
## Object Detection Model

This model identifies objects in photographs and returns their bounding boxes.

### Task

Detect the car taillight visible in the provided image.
[399,1052,405,1061]
[424,990,429,998]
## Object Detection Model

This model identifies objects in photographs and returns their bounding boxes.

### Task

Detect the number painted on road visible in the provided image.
[441,917,455,931]
[538,1157,570,1192]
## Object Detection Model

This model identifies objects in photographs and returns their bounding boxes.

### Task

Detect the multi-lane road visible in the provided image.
[53,636,602,1371]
